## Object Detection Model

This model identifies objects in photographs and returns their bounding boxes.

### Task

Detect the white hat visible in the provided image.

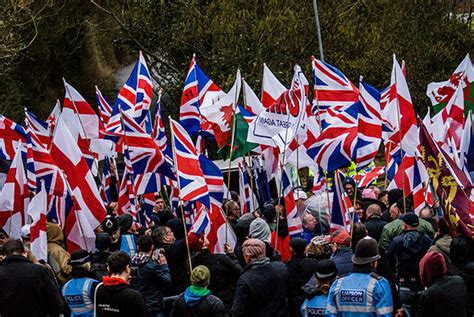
[293,189,308,201]
[20,224,31,239]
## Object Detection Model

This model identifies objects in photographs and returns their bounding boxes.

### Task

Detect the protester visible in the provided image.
[326,237,393,317]
[20,224,39,263]
[428,218,456,274]
[342,177,357,201]
[0,228,8,246]
[271,213,292,262]
[118,213,138,257]
[379,198,434,250]
[47,222,72,284]
[450,236,474,316]
[350,223,369,253]
[285,237,319,317]
[248,217,279,261]
[364,203,387,242]
[153,225,204,296]
[192,237,242,310]
[224,200,241,232]
[301,259,338,317]
[302,212,317,244]
[95,251,148,316]
[306,235,332,261]
[170,265,227,317]
[329,229,353,275]
[130,235,171,317]
[90,232,113,281]
[150,196,175,227]
[417,251,467,317]
[62,249,99,317]
[386,213,432,292]
[0,239,65,316]
[232,238,290,317]
[419,206,438,232]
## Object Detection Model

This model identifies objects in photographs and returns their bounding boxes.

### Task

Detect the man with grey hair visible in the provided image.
[364,203,388,242]
[232,238,290,316]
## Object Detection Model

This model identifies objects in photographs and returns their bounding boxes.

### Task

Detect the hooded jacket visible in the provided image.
[95,276,148,317]
[47,222,72,284]
[428,234,457,274]
[386,230,432,290]
[379,217,434,250]
[170,285,227,317]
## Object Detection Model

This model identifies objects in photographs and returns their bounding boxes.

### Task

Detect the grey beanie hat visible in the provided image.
[249,218,271,243]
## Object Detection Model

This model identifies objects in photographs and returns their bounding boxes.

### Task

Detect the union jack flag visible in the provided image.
[121,109,172,178]
[170,118,210,208]
[0,115,26,160]
[25,126,66,196]
[24,109,51,148]
[311,56,359,123]
[189,202,210,236]
[281,169,303,237]
[117,154,138,218]
[99,157,115,204]
[108,51,153,132]
[238,162,256,215]
[199,154,224,206]
[47,192,73,229]
[179,54,222,137]
[310,165,327,194]
[152,94,173,163]
[353,166,385,188]
[96,86,113,126]
[355,81,382,168]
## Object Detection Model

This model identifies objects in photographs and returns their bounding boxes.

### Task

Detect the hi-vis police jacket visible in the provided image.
[325,272,393,317]
[62,277,98,317]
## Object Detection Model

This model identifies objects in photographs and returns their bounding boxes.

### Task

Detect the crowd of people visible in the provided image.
[0,180,473,317]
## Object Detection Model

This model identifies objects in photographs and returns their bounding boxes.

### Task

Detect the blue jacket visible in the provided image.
[326,269,393,317]
[301,293,329,317]
[119,234,137,257]
[331,246,353,276]
[62,276,98,317]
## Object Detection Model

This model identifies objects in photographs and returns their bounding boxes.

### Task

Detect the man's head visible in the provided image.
[0,229,9,247]
[101,215,120,243]
[248,218,271,243]
[190,265,211,288]
[107,251,132,279]
[137,235,154,254]
[401,213,419,231]
[95,233,112,251]
[389,197,413,220]
[2,239,27,257]
[154,197,165,213]
[118,214,136,234]
[303,212,316,231]
[330,229,351,252]
[224,200,240,220]
[342,177,356,197]
[366,204,382,218]
[242,238,266,264]
[419,206,433,220]
[20,225,31,243]
[106,202,118,216]
[153,226,176,245]
[378,190,389,207]
[289,237,307,256]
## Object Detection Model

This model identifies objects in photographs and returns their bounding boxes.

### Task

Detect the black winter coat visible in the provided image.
[331,246,353,276]
[170,293,228,317]
[417,275,467,317]
[90,250,111,281]
[157,239,192,296]
[285,255,319,317]
[96,283,149,317]
[232,258,290,317]
[455,260,474,316]
[130,258,172,315]
[0,255,65,317]
[365,215,388,242]
[192,250,243,310]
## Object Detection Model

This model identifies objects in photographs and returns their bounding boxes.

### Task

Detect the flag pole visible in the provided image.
[383,142,392,190]
[393,68,407,213]
[168,117,193,275]
[312,0,324,62]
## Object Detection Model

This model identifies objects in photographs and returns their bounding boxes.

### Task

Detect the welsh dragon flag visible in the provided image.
[426,54,474,114]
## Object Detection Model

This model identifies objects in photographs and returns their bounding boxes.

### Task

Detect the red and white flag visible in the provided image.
[262,63,286,108]
[50,115,106,232]
[28,182,48,262]
[0,144,30,239]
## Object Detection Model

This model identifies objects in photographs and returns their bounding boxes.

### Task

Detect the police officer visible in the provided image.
[118,214,138,257]
[62,250,99,317]
[326,237,393,317]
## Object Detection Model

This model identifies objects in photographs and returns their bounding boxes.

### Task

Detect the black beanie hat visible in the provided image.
[290,237,307,254]
[95,233,111,251]
[387,189,403,206]
[118,214,133,233]
[342,177,356,188]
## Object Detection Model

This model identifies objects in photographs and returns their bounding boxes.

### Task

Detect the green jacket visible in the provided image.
[379,217,435,250]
